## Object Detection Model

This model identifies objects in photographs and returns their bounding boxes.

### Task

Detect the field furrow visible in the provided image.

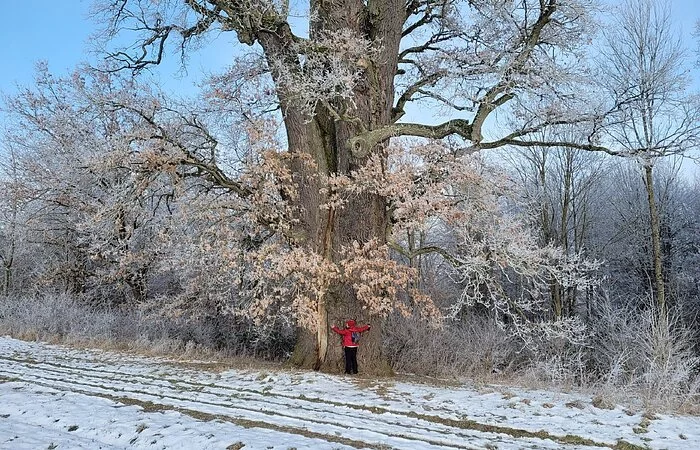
[4,338,695,449]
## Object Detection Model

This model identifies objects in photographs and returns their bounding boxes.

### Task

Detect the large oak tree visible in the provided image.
[95,0,603,372]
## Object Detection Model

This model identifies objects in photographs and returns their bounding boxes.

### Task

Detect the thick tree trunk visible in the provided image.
[290,188,392,374]
[1,239,11,297]
[290,189,391,375]
[643,165,666,314]
[286,0,403,375]
[2,264,10,297]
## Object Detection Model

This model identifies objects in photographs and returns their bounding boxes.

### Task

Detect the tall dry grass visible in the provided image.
[383,299,700,413]
[2,293,698,413]
[0,294,294,361]
[587,298,700,412]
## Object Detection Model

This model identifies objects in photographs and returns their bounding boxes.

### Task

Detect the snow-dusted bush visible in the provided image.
[521,345,590,387]
[0,294,294,360]
[383,310,595,386]
[382,313,515,379]
[588,296,700,409]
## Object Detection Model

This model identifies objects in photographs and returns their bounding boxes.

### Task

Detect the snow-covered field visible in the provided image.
[0,337,698,449]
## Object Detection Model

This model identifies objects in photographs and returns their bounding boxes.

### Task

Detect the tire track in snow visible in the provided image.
[0,341,617,449]
[0,358,510,450]
[1,354,478,437]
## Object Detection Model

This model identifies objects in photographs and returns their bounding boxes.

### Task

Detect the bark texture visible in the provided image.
[283,0,403,374]
[643,165,666,315]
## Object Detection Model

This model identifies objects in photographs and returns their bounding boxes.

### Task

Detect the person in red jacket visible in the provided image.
[331,319,370,374]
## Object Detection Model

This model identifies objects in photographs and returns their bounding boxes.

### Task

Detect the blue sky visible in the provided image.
[0,0,236,97]
[0,1,698,97]
[1,0,96,93]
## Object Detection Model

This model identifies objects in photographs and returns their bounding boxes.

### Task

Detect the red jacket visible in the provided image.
[331,320,370,347]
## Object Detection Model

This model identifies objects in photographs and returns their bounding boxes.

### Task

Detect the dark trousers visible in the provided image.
[344,346,358,374]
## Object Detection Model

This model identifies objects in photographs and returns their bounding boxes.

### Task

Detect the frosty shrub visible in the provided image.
[382,313,515,379]
[520,343,589,387]
[589,296,700,409]
[511,315,591,386]
[0,295,294,360]
[0,294,136,342]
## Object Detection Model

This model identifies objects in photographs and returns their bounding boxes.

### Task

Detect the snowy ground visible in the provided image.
[0,337,698,450]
